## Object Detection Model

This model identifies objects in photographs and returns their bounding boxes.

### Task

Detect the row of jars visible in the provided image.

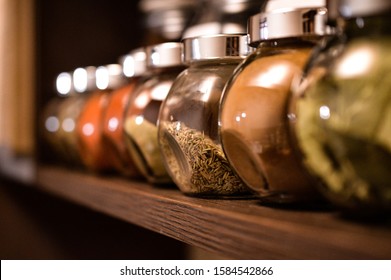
[42,0,391,217]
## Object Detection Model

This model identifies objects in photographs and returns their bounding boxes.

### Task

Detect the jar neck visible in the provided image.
[189,58,243,67]
[343,12,391,38]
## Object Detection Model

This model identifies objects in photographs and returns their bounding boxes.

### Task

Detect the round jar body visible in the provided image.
[158,61,250,197]
[219,39,320,203]
[56,94,87,166]
[123,70,182,184]
[76,90,113,172]
[41,97,69,162]
[290,16,391,214]
[102,81,142,178]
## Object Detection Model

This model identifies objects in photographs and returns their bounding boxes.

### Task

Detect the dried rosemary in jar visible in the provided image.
[157,34,253,197]
[159,121,248,196]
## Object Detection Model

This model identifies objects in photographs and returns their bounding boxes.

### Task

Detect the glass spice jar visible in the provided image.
[219,0,330,203]
[289,0,391,215]
[76,64,126,173]
[158,34,252,197]
[55,66,97,167]
[182,0,264,39]
[101,48,147,178]
[123,42,185,184]
[41,72,74,163]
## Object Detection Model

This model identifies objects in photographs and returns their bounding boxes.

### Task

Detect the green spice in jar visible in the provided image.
[123,42,185,184]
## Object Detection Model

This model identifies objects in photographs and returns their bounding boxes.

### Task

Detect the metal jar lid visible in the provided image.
[95,64,126,90]
[261,7,328,41]
[56,72,74,96]
[337,0,391,18]
[183,34,251,63]
[120,48,147,78]
[146,42,184,69]
[72,66,97,93]
[248,0,328,45]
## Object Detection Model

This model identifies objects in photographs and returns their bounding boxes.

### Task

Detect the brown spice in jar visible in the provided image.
[220,48,317,201]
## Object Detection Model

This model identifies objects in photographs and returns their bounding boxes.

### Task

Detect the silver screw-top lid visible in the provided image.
[183,34,251,63]
[72,66,97,93]
[95,64,126,90]
[260,7,328,40]
[56,72,74,96]
[146,42,184,68]
[248,0,328,45]
[337,0,391,18]
[120,48,147,78]
[247,13,262,46]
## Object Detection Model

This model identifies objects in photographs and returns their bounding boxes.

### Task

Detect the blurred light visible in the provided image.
[82,123,94,136]
[56,73,72,95]
[96,66,109,90]
[62,118,75,132]
[45,116,60,132]
[73,68,88,92]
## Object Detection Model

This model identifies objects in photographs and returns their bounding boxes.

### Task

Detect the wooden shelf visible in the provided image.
[33,165,391,260]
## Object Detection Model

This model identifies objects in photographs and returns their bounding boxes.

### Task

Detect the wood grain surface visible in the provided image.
[36,165,391,260]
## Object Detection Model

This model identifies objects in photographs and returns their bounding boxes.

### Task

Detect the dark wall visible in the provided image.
[36,0,144,99]
[35,0,144,162]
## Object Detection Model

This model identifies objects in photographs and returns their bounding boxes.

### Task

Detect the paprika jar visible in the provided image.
[219,0,330,203]
[102,48,147,177]
[158,34,252,197]
[76,64,126,173]
[289,0,391,215]
[123,42,185,184]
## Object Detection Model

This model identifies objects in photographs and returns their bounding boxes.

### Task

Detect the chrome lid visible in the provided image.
[259,7,328,40]
[56,72,74,96]
[120,48,147,78]
[72,66,97,93]
[95,64,126,90]
[248,0,328,45]
[146,42,183,68]
[183,34,251,63]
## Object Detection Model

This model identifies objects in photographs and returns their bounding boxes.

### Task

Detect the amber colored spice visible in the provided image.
[102,82,142,177]
[76,90,112,172]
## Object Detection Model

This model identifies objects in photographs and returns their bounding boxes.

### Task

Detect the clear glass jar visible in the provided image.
[41,72,74,163]
[101,48,147,178]
[55,66,96,167]
[183,0,263,39]
[289,0,391,215]
[123,42,185,184]
[76,64,126,172]
[158,34,252,197]
[219,1,329,203]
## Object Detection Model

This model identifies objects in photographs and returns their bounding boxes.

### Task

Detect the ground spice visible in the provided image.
[220,47,318,201]
[102,82,142,177]
[76,90,112,172]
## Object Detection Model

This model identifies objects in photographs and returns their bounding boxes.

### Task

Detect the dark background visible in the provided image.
[0,0,187,259]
